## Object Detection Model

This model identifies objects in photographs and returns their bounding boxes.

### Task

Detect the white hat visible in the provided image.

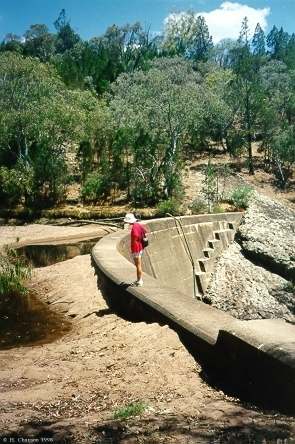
[123,213,137,224]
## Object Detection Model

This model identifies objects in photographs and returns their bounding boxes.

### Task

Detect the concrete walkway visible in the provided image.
[92,214,295,413]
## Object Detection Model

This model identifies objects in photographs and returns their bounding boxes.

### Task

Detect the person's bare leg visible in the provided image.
[134,256,142,282]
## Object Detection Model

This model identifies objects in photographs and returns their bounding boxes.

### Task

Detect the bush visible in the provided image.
[113,402,146,420]
[212,204,225,213]
[189,197,207,214]
[228,186,254,209]
[156,198,182,216]
[31,144,69,205]
[0,161,34,206]
[0,249,31,297]
[80,171,109,203]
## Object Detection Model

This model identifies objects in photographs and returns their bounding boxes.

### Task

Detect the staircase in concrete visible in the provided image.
[195,222,236,296]
[92,213,295,413]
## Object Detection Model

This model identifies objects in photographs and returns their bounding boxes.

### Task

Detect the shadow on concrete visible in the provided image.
[179,327,295,416]
[91,256,295,416]
[4,414,294,444]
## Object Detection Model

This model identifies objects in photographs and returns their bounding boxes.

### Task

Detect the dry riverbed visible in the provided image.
[0,251,294,443]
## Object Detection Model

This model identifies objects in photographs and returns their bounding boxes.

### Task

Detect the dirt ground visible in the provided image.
[1,153,295,443]
[0,254,295,443]
[184,147,295,211]
[0,224,116,248]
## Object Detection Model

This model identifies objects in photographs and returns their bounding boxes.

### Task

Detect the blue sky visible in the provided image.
[0,0,294,42]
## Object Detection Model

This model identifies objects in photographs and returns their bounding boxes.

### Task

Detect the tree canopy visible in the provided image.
[1,10,295,207]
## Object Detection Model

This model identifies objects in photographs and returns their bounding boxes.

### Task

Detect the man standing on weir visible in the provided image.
[124,213,147,287]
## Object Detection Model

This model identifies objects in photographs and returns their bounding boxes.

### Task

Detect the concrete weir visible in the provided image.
[92,213,295,412]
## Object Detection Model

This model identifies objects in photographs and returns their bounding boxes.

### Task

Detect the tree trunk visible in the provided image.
[165,135,178,198]
[245,91,254,175]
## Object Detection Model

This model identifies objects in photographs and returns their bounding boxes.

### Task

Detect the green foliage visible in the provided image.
[201,160,219,212]
[80,171,110,203]
[23,24,56,61]
[0,249,31,298]
[1,14,295,209]
[54,22,157,94]
[0,160,34,206]
[156,198,182,216]
[0,52,100,205]
[212,205,225,214]
[229,185,254,209]
[163,12,213,61]
[272,126,295,187]
[109,58,205,202]
[189,197,207,214]
[31,144,69,205]
[113,402,146,420]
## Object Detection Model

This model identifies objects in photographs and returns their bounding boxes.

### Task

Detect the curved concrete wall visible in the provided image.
[119,213,241,298]
[92,213,295,412]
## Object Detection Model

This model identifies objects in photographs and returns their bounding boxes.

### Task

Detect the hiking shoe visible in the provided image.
[131,279,143,287]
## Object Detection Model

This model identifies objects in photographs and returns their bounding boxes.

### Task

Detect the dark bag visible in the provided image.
[141,225,149,248]
[142,236,149,248]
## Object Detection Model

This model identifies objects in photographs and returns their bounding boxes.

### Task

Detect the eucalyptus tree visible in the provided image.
[108,58,204,202]
[258,60,295,185]
[54,9,81,54]
[252,23,266,56]
[267,25,290,60]
[228,17,264,173]
[163,12,213,61]
[55,23,157,94]
[23,24,56,61]
[0,34,24,54]
[0,52,97,203]
[210,38,239,68]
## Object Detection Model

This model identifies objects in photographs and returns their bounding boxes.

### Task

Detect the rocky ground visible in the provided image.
[238,193,295,281]
[207,242,294,322]
[206,193,295,322]
[0,254,295,443]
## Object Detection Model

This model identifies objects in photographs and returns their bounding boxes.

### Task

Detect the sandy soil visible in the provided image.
[0,224,115,248]
[184,148,295,211]
[0,254,294,443]
[0,153,295,442]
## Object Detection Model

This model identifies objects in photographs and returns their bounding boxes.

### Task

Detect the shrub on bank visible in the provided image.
[189,197,207,214]
[228,185,254,209]
[113,402,147,420]
[156,198,183,216]
[80,172,110,203]
[0,162,34,206]
[0,249,31,298]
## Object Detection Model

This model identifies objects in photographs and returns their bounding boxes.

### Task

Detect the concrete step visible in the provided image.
[198,257,215,274]
[208,238,223,254]
[195,270,211,294]
[203,247,215,258]
[224,227,235,241]
[214,229,235,247]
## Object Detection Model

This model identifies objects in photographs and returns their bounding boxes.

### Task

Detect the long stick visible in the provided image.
[166,213,199,300]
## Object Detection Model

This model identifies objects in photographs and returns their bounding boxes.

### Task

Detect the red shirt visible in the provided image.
[131,222,147,253]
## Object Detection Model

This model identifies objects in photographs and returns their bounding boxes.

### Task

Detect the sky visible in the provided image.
[0,0,294,43]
